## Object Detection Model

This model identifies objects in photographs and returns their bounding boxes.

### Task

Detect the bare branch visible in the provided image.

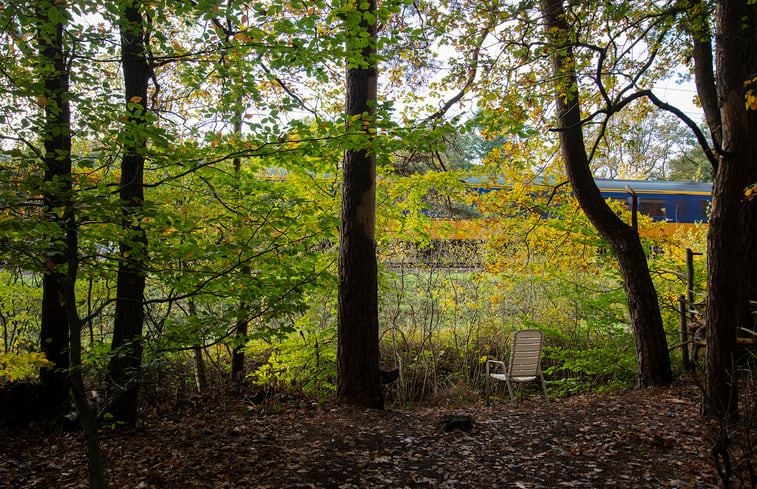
[424,21,494,122]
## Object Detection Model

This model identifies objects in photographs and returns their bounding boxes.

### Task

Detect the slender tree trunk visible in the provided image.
[336,0,383,408]
[540,0,672,386]
[188,299,207,392]
[230,99,249,381]
[702,0,757,419]
[211,15,251,381]
[36,0,71,418]
[36,2,105,486]
[193,345,208,392]
[689,2,722,162]
[106,1,151,428]
[61,172,106,489]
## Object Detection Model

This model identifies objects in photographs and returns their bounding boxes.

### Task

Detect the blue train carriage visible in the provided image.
[594,179,712,239]
[419,178,712,243]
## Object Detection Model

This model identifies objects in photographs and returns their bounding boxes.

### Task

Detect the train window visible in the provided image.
[638,198,667,220]
[698,199,710,221]
[667,199,684,222]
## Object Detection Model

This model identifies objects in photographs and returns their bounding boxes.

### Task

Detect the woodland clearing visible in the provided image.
[0,382,723,488]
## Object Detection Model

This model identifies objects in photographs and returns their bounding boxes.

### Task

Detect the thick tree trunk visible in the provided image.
[703,0,757,419]
[40,277,69,410]
[36,0,72,417]
[336,0,383,409]
[106,1,150,428]
[36,3,106,486]
[541,0,672,386]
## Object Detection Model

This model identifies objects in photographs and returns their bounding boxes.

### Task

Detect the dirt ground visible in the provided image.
[0,383,723,488]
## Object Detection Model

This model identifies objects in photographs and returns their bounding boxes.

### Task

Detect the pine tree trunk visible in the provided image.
[540,0,672,386]
[703,0,757,419]
[336,0,384,409]
[106,1,150,428]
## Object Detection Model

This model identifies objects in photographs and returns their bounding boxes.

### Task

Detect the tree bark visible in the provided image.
[212,17,251,381]
[336,0,384,409]
[106,1,151,428]
[189,299,208,392]
[230,100,249,381]
[702,0,757,419]
[60,171,106,489]
[36,2,106,486]
[540,0,672,386]
[689,1,722,165]
[36,0,71,417]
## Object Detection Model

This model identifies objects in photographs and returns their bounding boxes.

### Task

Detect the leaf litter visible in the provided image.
[0,383,719,488]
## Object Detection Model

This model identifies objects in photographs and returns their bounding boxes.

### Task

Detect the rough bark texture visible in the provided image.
[540,0,672,386]
[36,2,106,486]
[689,1,722,162]
[106,1,150,428]
[36,0,71,417]
[702,0,757,419]
[336,0,383,409]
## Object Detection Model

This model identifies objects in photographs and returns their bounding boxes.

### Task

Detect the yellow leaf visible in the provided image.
[129,96,143,104]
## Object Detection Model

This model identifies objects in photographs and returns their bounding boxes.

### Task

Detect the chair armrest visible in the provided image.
[486,360,506,375]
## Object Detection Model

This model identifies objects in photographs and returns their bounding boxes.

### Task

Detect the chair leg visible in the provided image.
[539,372,549,404]
[505,377,515,401]
[484,363,490,406]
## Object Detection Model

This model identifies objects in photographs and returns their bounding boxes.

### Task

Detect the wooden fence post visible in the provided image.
[679,294,692,371]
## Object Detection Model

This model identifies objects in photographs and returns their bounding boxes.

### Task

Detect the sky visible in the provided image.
[654,79,704,124]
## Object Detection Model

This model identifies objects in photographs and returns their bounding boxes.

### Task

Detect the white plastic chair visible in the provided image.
[486,329,549,403]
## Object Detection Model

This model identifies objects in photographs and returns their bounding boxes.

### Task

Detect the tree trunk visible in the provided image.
[230,99,249,381]
[336,0,384,409]
[36,0,72,418]
[106,1,151,428]
[36,2,106,486]
[702,0,757,419]
[689,2,722,161]
[61,173,106,489]
[540,0,672,386]
[193,345,208,392]
[188,299,208,392]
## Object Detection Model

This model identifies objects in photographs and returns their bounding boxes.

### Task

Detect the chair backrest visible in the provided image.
[508,329,545,380]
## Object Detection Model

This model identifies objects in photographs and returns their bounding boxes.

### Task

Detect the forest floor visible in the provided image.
[0,381,729,488]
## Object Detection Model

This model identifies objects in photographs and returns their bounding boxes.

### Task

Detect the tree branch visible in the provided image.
[424,21,493,122]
